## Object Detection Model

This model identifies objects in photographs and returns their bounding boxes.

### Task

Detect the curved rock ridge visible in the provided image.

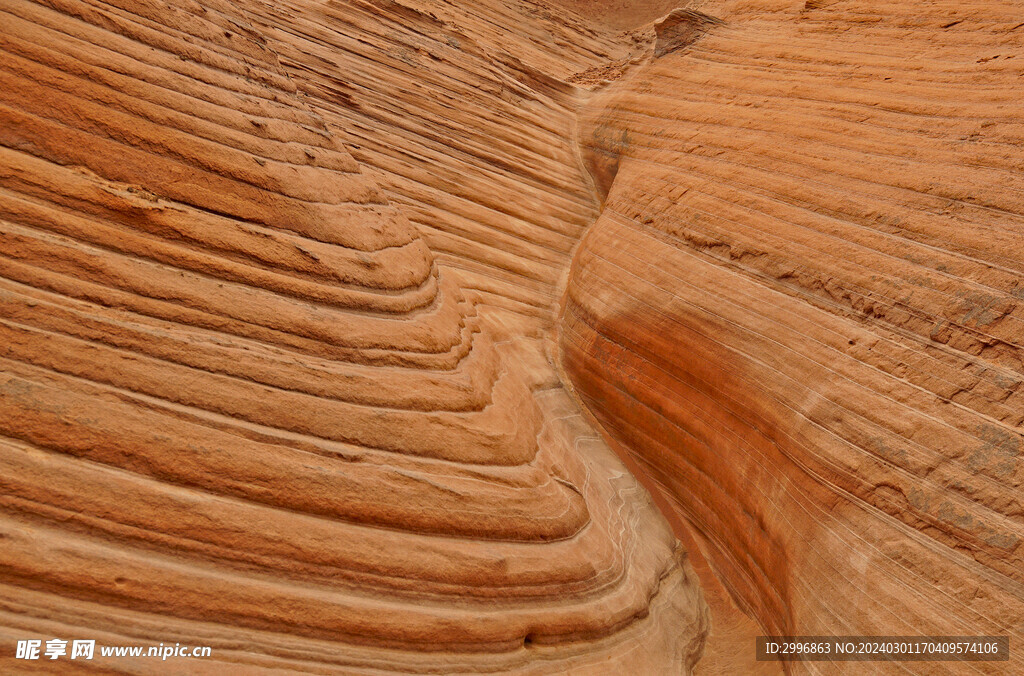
[237,0,644,336]
[0,0,708,672]
[562,0,1024,671]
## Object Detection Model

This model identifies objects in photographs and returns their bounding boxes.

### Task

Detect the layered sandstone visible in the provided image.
[0,0,707,672]
[238,0,633,337]
[2,0,1023,673]
[563,0,1024,673]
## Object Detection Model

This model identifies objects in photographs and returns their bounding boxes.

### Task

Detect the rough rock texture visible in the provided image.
[563,0,1024,673]
[652,9,722,58]
[3,0,1023,673]
[0,0,708,672]
[237,0,612,336]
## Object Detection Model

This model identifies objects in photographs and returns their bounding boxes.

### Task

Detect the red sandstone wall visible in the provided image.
[562,1,1024,672]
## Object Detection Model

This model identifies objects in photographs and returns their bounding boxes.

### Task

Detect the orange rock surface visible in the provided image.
[563,0,1024,673]
[1,0,1023,673]
[0,0,707,672]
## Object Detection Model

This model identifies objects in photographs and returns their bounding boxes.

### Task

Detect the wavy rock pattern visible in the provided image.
[0,0,708,672]
[5,0,1022,672]
[563,0,1024,672]
[238,0,640,335]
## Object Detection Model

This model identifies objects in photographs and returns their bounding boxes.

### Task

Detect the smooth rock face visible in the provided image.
[0,0,707,672]
[563,0,1024,672]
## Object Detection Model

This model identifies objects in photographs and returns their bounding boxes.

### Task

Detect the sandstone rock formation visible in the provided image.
[563,0,1024,673]
[0,0,707,672]
[1,0,1023,673]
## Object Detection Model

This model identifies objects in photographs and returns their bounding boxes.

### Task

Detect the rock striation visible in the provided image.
[238,0,632,337]
[3,0,1024,673]
[0,0,707,672]
[563,0,1024,672]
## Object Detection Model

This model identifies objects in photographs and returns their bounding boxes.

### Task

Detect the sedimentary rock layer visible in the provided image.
[239,0,632,334]
[0,0,707,672]
[562,0,1024,672]
[5,0,1021,672]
